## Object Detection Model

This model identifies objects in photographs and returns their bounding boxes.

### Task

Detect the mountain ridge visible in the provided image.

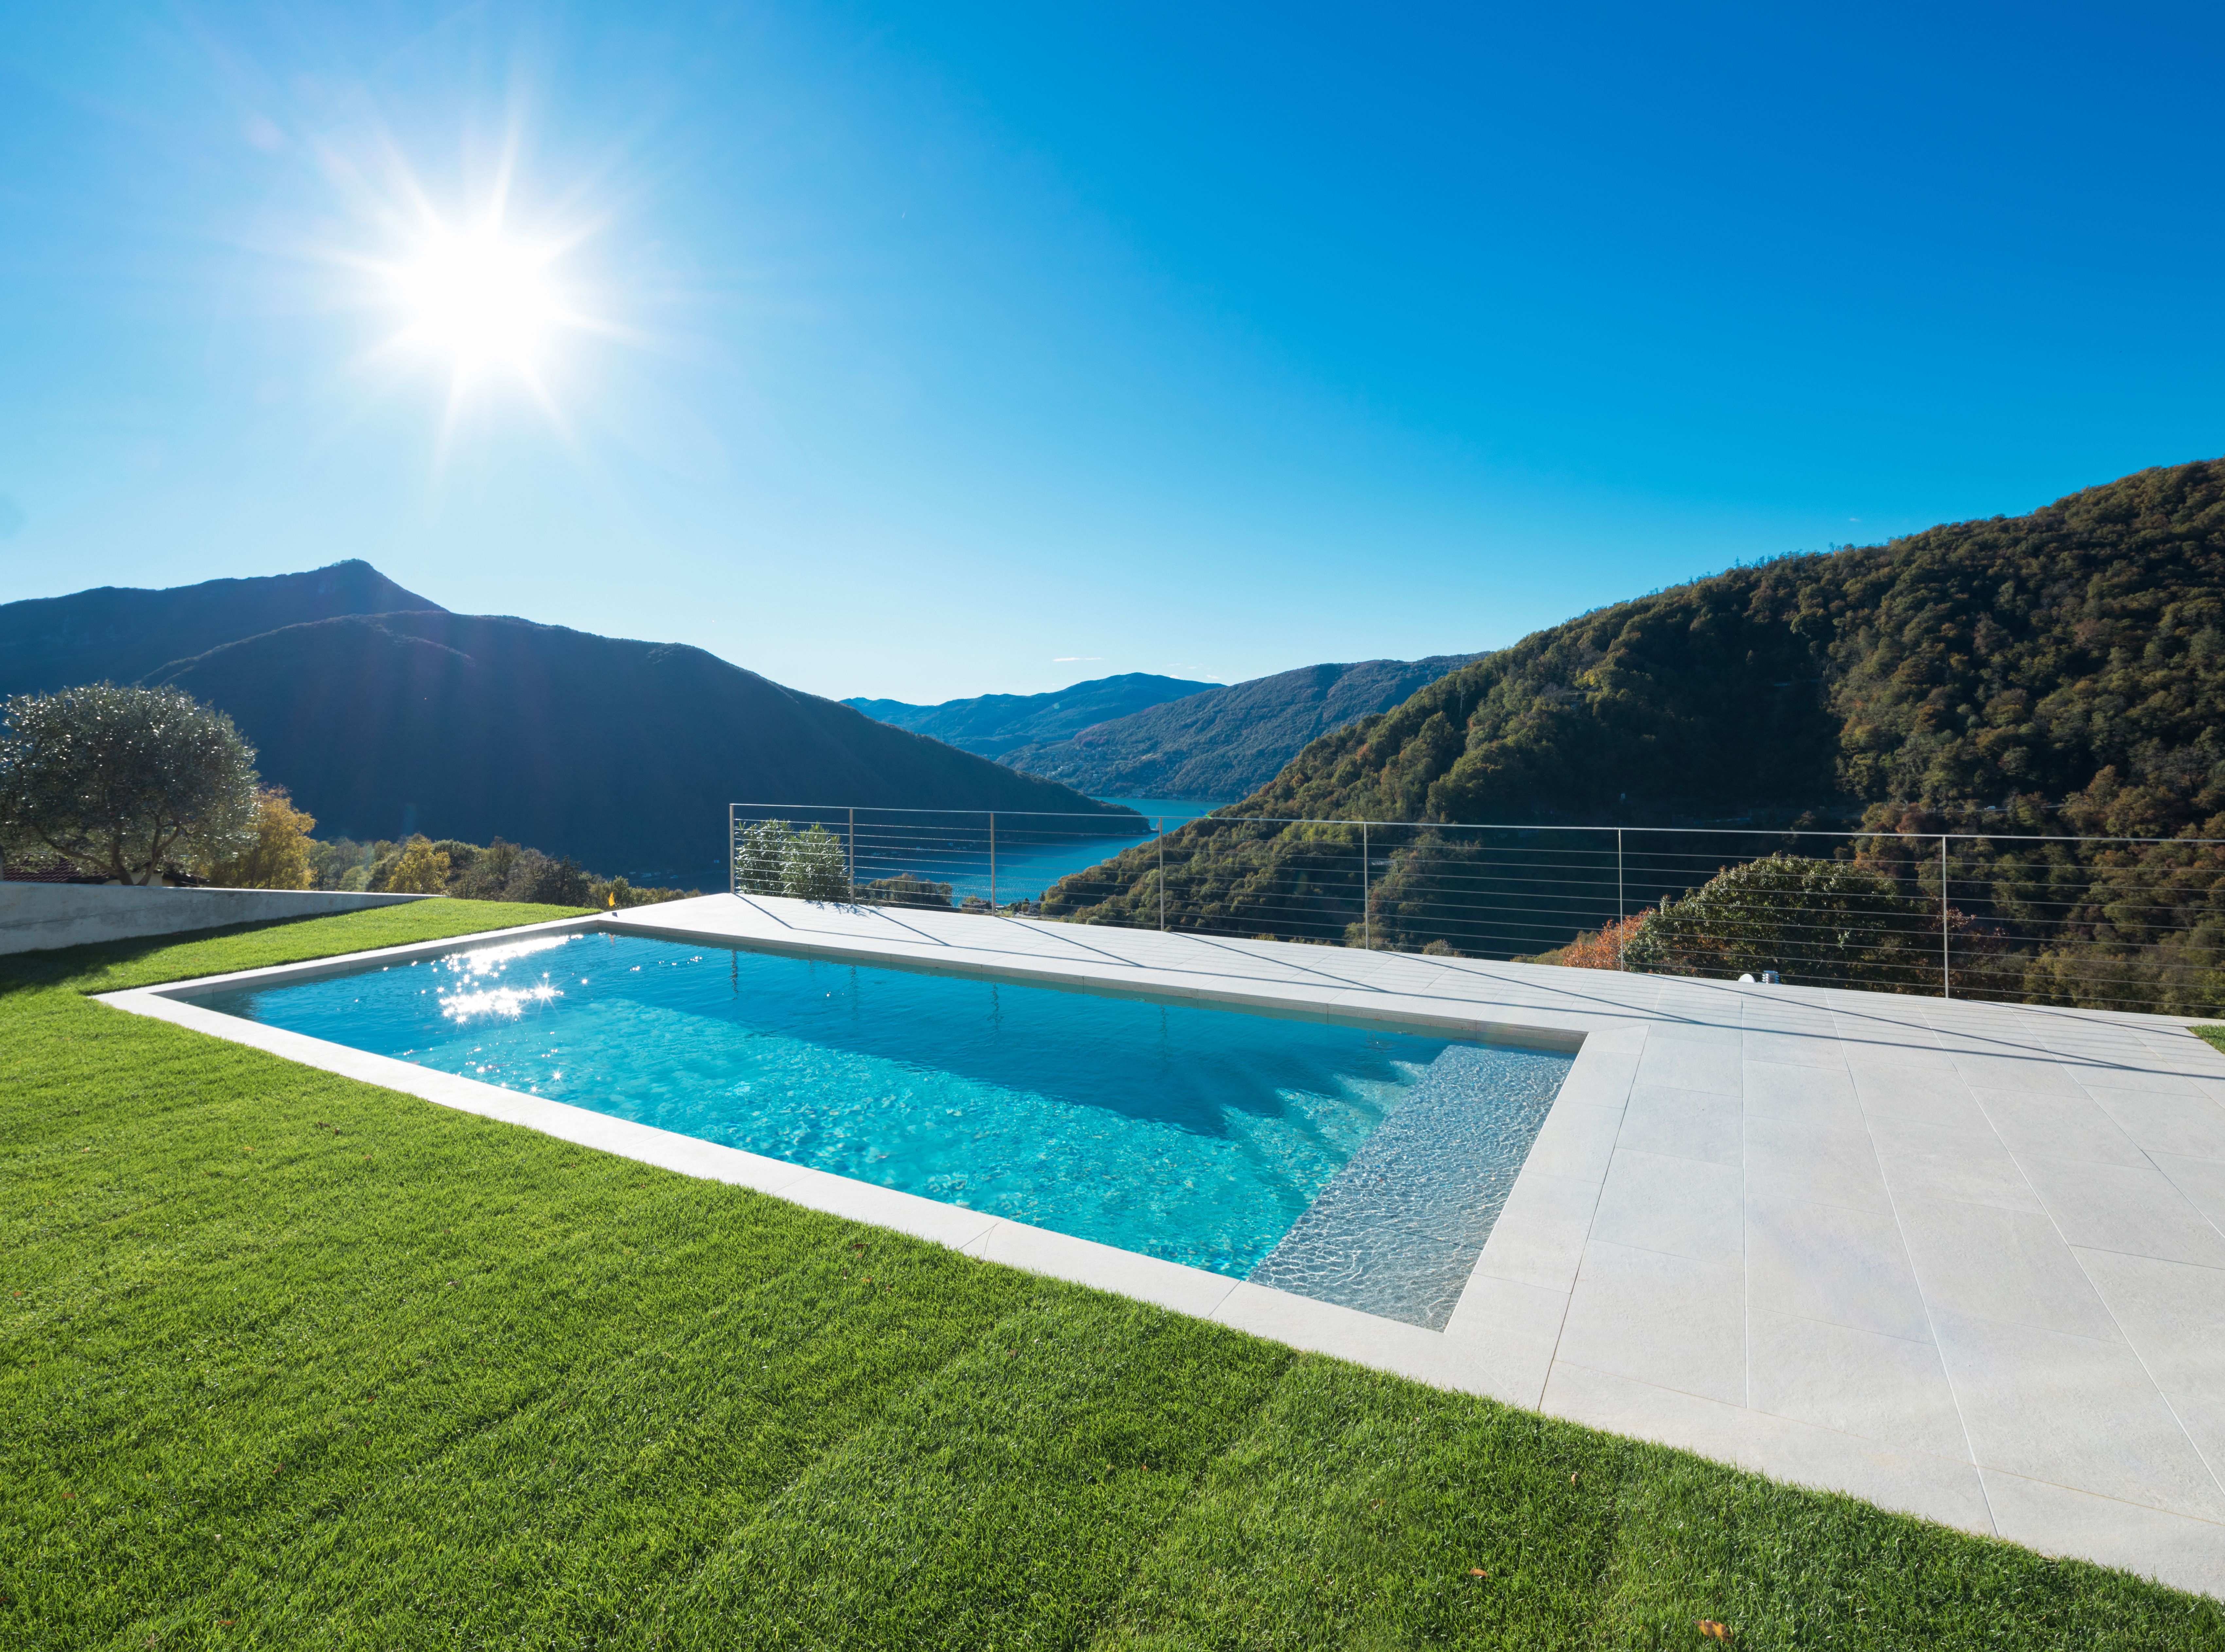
[149,610,1138,882]
[843,672,1219,758]
[0,560,442,696]
[999,654,1486,800]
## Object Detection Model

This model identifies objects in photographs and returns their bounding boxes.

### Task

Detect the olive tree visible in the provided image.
[0,684,258,884]
[780,824,850,903]
[731,818,850,902]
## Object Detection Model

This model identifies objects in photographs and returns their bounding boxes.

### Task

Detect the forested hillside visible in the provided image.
[1000,654,1482,799]
[1244,458,2221,834]
[1045,459,2225,1003]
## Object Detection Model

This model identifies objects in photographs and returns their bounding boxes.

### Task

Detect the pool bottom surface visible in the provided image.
[199,931,1573,1321]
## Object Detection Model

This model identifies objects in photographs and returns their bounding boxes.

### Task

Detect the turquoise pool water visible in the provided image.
[200,931,1571,1309]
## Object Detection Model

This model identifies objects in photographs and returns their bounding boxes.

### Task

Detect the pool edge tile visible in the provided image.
[961,1220,1241,1320]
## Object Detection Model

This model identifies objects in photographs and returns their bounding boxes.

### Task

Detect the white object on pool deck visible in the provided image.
[101,891,2225,1599]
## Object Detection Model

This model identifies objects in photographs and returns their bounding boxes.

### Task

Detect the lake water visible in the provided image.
[839,795,1224,906]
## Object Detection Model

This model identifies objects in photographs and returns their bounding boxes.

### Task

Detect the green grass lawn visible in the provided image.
[2193,1026,2225,1056]
[4,904,2221,1650]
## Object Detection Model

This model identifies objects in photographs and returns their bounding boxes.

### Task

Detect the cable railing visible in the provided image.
[727,803,2225,1018]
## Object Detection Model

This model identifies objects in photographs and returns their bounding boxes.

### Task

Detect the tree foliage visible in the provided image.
[0,684,257,884]
[197,787,317,890]
[860,871,956,910]
[306,833,690,908]
[383,835,452,895]
[732,819,851,903]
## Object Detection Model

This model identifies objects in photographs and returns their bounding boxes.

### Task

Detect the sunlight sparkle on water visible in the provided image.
[439,983,564,1023]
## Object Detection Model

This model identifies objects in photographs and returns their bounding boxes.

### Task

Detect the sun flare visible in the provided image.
[391,223,564,380]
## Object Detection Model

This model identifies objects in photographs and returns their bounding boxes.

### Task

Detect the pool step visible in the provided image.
[1245,1043,1570,1328]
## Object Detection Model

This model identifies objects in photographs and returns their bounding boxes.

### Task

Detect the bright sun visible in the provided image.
[392,225,563,380]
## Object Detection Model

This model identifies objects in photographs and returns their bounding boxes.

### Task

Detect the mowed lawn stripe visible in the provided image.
[215,1228,1035,1649]
[1093,1354,1627,1650]
[646,1292,1293,1652]
[4,905,2223,1650]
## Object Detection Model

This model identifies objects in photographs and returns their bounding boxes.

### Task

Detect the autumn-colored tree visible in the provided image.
[1558,912,1651,970]
[198,787,317,889]
[384,834,452,894]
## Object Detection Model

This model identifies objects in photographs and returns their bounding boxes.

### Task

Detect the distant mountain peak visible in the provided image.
[997,654,1484,799]
[0,561,447,697]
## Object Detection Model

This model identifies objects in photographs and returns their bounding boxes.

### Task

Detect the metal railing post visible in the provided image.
[847,807,856,900]
[730,804,738,897]
[1157,818,1165,930]
[1941,833,1950,999]
[989,812,996,910]
[1617,827,1625,970]
[1362,820,1370,950]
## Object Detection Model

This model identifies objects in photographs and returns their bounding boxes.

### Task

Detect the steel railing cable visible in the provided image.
[728,802,2222,1014]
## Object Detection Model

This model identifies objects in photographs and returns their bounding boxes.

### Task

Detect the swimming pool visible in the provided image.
[199,931,1572,1326]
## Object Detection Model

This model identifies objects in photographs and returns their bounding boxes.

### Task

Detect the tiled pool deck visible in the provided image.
[110,893,2225,1597]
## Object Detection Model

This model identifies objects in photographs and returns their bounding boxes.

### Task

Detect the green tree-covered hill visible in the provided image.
[1249,457,2221,834]
[1045,459,2225,1006]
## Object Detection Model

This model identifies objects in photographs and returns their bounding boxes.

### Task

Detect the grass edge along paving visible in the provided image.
[2,901,2220,1650]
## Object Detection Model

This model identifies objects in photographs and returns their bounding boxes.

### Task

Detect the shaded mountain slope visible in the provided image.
[844,672,1218,758]
[0,560,440,695]
[1000,655,1484,800]
[151,611,1138,882]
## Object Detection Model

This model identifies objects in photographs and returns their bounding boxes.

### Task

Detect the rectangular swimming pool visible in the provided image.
[200,931,1572,1327]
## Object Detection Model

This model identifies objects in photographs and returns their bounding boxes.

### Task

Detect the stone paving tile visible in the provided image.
[1741,1061,1865,1132]
[1740,1029,1847,1069]
[2016,1155,2225,1270]
[1590,1149,1743,1266]
[1744,1192,1930,1342]
[1634,1041,1746,1104]
[1848,1067,1994,1134]
[1616,1082,1743,1166]
[1951,1051,2090,1094]
[1896,1197,2124,1342]
[2081,1085,2225,1161]
[1557,1241,1746,1406]
[2152,1151,2225,1230]
[1980,1469,2225,1600]
[1972,1087,2148,1169]
[1744,1307,1966,1456]
[2073,1248,2225,1482]
[1745,1115,1894,1214]
[1932,1309,2225,1524]
[1870,1117,2045,1214]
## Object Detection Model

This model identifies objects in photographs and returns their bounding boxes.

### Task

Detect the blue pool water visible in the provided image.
[201,932,1571,1316]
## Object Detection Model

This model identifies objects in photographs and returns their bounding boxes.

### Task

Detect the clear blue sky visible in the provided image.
[3,3,2219,702]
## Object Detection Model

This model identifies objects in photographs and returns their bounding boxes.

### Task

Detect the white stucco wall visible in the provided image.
[0,882,436,956]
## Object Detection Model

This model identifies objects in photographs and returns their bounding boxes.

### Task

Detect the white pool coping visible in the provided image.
[99,893,2225,1599]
